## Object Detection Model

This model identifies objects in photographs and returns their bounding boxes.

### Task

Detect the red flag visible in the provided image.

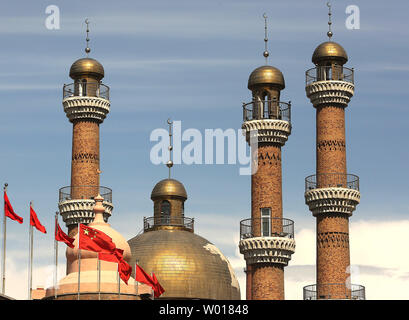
[152,272,165,298]
[118,259,132,285]
[99,249,132,285]
[55,219,75,248]
[99,248,124,263]
[4,191,23,224]
[78,224,116,253]
[134,264,155,288]
[30,205,46,233]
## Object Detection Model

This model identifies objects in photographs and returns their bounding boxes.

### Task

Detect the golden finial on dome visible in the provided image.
[85,18,91,56]
[166,119,174,179]
[262,13,269,64]
[327,2,333,41]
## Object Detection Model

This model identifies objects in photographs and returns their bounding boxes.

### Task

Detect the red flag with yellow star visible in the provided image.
[78,224,116,253]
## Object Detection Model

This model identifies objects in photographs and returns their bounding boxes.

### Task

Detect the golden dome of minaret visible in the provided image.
[247,14,285,90]
[151,178,187,200]
[312,2,348,65]
[69,57,105,80]
[312,41,348,65]
[69,19,105,80]
[248,65,285,90]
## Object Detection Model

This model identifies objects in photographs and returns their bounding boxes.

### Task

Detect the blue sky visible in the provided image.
[0,0,408,299]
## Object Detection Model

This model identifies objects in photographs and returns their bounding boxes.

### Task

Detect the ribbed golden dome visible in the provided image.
[69,57,105,80]
[128,229,240,299]
[151,179,187,200]
[312,41,348,64]
[248,65,285,90]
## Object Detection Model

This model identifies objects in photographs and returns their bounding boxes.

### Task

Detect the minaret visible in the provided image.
[303,3,365,300]
[58,19,113,236]
[239,14,295,300]
[128,120,240,300]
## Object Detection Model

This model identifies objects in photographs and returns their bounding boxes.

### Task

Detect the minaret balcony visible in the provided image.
[305,66,354,107]
[63,82,110,100]
[303,283,366,300]
[143,216,194,233]
[304,173,360,216]
[242,100,291,145]
[238,217,295,266]
[62,82,110,123]
[58,185,113,227]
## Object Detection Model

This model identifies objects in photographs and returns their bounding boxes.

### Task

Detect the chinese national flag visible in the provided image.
[78,224,116,253]
[99,248,132,285]
[99,248,124,263]
[152,272,165,298]
[55,220,75,248]
[134,264,155,288]
[118,259,132,285]
[4,191,23,224]
[30,205,46,233]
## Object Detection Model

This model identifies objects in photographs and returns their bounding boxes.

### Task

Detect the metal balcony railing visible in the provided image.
[303,283,365,300]
[305,173,360,192]
[306,66,354,86]
[240,217,294,240]
[59,186,112,203]
[242,100,291,123]
[143,216,194,232]
[63,82,110,100]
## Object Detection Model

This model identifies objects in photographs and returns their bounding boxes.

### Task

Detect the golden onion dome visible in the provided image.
[128,229,240,299]
[312,41,348,64]
[151,178,187,200]
[69,57,105,80]
[248,65,285,90]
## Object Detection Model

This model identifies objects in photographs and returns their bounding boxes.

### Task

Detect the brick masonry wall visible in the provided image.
[315,105,351,298]
[248,143,284,300]
[251,263,284,300]
[70,120,100,197]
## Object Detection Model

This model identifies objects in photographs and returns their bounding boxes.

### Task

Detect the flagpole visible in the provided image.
[151,271,154,300]
[117,263,120,299]
[28,202,34,300]
[135,260,139,297]
[77,222,81,300]
[97,256,101,300]
[1,183,8,295]
[54,212,58,299]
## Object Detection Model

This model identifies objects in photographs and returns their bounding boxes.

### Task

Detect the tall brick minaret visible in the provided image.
[239,14,295,300]
[303,3,365,300]
[58,20,113,236]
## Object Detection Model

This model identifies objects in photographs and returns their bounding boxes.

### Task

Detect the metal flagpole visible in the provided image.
[135,260,139,297]
[2,183,8,294]
[151,271,154,300]
[54,212,58,299]
[117,262,120,299]
[77,222,81,300]
[97,256,101,300]
[28,201,33,300]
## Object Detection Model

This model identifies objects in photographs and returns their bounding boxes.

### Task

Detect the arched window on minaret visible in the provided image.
[261,208,271,237]
[160,200,170,224]
[81,79,87,96]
